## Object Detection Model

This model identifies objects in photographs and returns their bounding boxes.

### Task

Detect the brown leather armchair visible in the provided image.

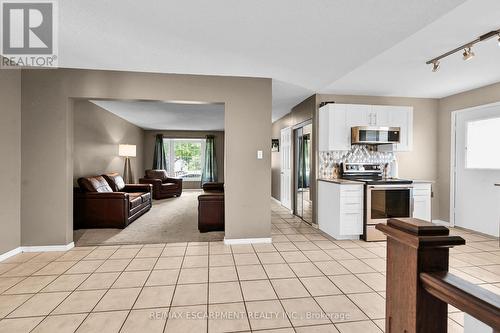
[201,182,224,193]
[139,169,182,199]
[198,182,224,232]
[74,173,152,229]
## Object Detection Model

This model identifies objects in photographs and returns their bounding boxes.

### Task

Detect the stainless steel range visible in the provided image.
[340,162,413,241]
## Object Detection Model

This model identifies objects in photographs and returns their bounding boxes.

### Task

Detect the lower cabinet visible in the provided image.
[412,183,432,221]
[318,181,364,240]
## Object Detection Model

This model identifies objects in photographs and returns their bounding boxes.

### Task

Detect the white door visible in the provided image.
[280,127,292,210]
[454,104,500,237]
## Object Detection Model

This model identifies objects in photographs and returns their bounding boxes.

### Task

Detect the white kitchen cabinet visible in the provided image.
[389,106,413,151]
[346,104,371,127]
[319,103,413,152]
[318,180,363,239]
[412,183,432,221]
[319,104,349,151]
[369,105,391,126]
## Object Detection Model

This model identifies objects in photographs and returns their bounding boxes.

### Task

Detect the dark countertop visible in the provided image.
[318,178,363,185]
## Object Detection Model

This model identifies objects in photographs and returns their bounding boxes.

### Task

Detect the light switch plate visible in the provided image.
[257,150,263,159]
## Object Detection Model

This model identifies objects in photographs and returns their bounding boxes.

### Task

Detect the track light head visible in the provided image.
[462,47,475,61]
[431,60,440,72]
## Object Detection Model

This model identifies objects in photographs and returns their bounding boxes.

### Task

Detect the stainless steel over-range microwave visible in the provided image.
[351,126,401,145]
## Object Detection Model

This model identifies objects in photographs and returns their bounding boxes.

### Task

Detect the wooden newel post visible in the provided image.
[376,218,465,333]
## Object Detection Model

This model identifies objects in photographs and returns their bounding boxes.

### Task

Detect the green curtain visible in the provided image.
[152,134,167,170]
[201,135,217,184]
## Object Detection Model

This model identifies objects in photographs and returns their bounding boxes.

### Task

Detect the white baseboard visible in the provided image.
[22,242,75,253]
[0,242,75,262]
[432,219,450,226]
[0,247,22,262]
[271,197,281,205]
[224,237,272,245]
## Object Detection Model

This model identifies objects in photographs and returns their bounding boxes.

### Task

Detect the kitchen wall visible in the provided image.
[73,100,144,184]
[437,81,500,222]
[21,69,271,246]
[143,130,225,189]
[0,70,21,255]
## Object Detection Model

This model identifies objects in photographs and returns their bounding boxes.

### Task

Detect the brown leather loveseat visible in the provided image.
[198,182,224,232]
[139,169,182,199]
[74,173,152,229]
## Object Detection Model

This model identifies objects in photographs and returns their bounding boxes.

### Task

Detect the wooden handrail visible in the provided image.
[420,271,500,330]
[375,218,498,333]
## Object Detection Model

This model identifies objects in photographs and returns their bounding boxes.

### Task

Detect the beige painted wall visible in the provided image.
[21,69,271,246]
[0,70,21,254]
[143,130,224,189]
[437,81,500,222]
[73,100,144,185]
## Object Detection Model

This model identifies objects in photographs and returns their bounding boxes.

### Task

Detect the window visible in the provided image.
[466,117,500,169]
[163,138,206,181]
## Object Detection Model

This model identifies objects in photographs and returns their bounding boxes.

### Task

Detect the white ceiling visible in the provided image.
[90,100,225,131]
[322,0,500,98]
[57,0,500,121]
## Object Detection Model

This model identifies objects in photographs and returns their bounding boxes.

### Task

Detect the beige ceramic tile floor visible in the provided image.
[0,200,498,333]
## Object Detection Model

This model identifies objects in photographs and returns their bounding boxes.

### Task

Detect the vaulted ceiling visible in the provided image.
[58,0,500,121]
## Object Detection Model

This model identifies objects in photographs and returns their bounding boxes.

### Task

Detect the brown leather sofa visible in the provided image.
[74,173,152,229]
[198,182,224,232]
[139,169,182,199]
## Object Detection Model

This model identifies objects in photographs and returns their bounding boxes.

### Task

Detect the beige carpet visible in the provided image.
[74,190,224,246]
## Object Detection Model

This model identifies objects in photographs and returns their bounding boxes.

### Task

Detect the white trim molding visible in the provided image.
[0,247,22,262]
[433,219,450,226]
[22,242,75,253]
[224,237,272,245]
[271,197,281,205]
[0,242,75,262]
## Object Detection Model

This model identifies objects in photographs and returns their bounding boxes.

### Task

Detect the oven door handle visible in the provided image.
[367,185,414,190]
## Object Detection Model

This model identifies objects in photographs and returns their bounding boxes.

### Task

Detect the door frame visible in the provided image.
[450,101,500,228]
[280,126,292,211]
[292,119,313,221]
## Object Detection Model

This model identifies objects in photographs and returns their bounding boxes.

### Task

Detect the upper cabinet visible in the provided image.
[319,103,349,151]
[319,103,413,152]
[387,106,413,152]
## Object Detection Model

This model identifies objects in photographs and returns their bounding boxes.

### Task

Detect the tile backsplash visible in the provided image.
[319,145,396,179]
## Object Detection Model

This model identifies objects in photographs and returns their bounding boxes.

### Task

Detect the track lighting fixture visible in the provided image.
[432,60,440,72]
[462,47,475,61]
[426,28,500,72]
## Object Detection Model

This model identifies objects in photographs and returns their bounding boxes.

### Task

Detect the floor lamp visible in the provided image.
[119,144,136,184]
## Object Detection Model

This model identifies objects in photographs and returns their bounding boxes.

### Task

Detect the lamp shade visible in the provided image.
[119,144,136,157]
